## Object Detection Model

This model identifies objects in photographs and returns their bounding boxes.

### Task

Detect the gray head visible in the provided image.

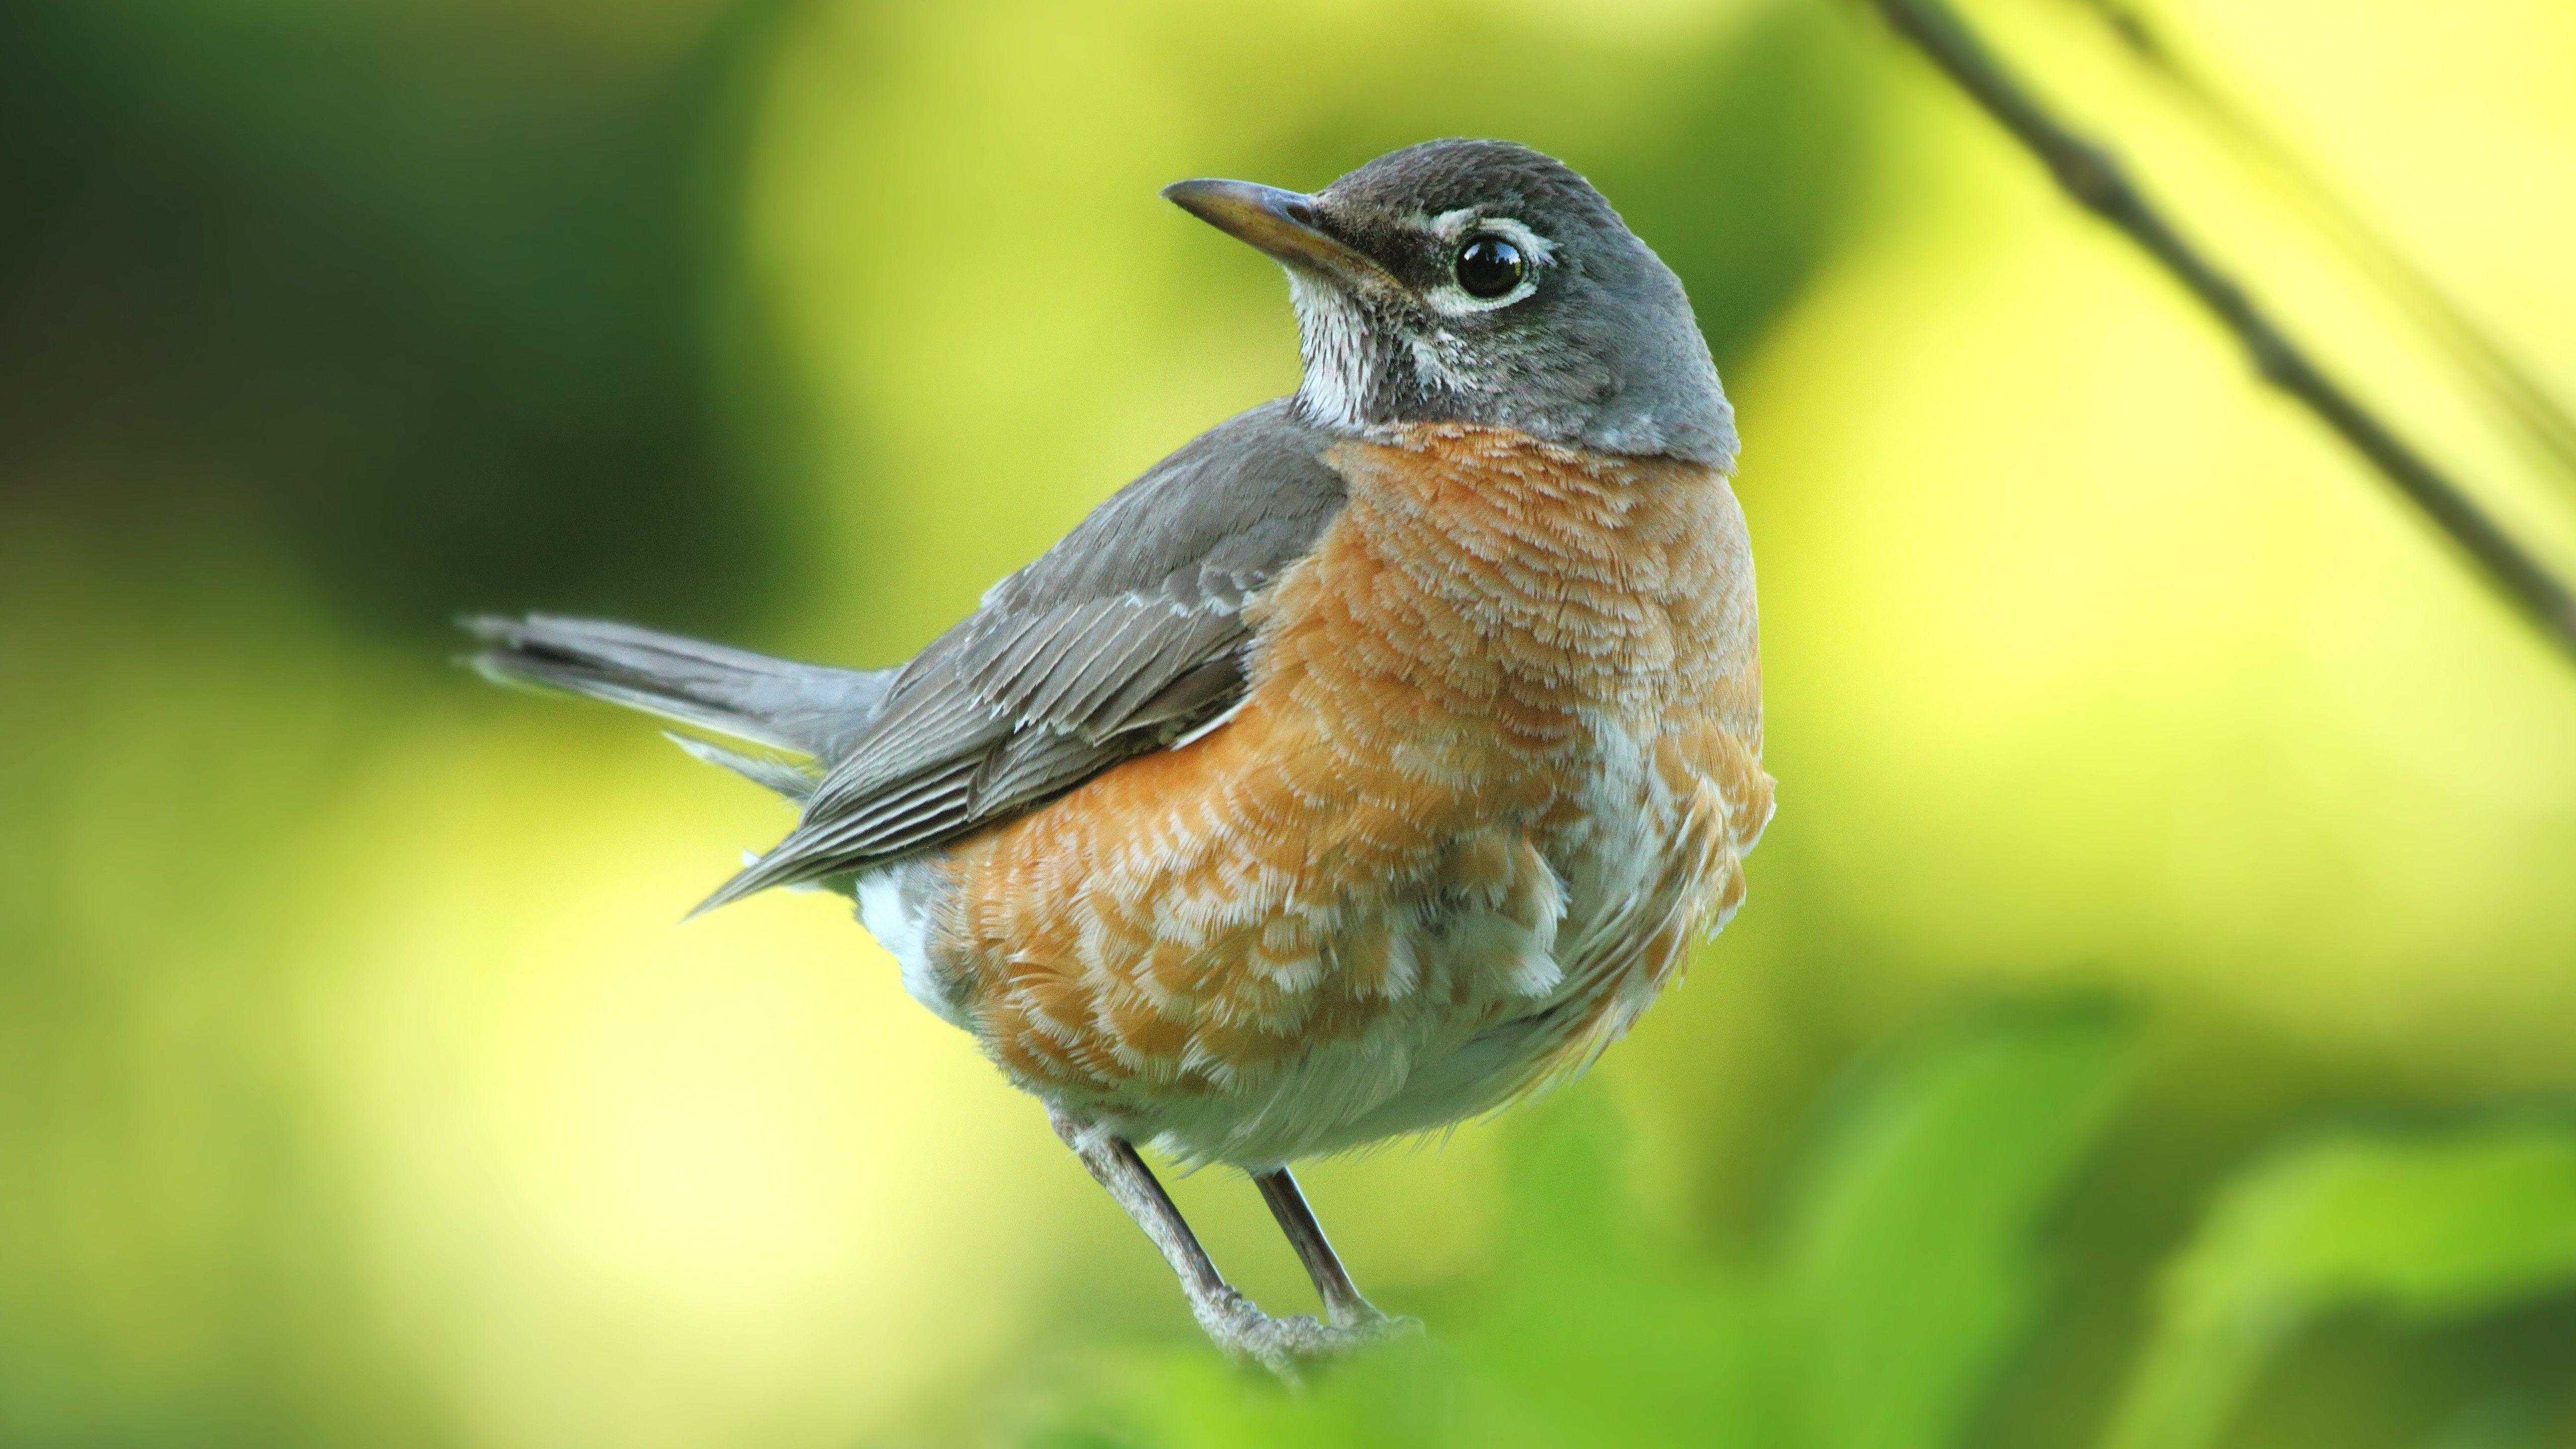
[1164,139,1735,468]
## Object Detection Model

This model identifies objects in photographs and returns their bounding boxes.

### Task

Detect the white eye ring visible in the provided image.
[1424,215,1550,314]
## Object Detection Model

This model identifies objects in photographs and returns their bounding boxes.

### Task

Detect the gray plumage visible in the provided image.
[1287,139,1736,468]
[470,399,1349,915]
[665,732,824,801]
[465,614,892,760]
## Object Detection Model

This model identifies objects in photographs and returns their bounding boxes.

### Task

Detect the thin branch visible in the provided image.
[2063,0,2576,494]
[1864,0,2576,666]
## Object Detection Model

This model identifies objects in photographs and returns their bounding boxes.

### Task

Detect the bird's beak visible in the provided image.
[1162,179,1393,291]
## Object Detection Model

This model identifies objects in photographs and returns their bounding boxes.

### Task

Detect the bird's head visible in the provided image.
[1165,138,1734,468]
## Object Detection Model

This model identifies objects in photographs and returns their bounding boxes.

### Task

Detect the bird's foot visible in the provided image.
[1191,1287,1423,1384]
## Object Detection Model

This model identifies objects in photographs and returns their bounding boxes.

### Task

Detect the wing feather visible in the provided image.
[694,400,1348,913]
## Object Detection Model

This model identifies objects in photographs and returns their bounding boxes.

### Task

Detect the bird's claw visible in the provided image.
[1193,1288,1422,1383]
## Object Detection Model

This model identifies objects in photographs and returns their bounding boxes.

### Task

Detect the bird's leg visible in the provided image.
[1251,1166,1381,1325]
[1048,1107,1394,1380]
[1253,1166,1420,1339]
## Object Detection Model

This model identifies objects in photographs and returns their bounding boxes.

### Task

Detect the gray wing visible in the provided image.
[693,398,1350,914]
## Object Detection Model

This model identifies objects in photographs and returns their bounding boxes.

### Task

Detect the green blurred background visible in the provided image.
[8,0,2576,1444]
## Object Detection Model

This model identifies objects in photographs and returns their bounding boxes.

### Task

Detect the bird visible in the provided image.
[465,137,1772,1378]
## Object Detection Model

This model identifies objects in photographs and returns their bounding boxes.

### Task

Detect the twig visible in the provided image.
[2062,0,2576,494]
[1864,0,2576,666]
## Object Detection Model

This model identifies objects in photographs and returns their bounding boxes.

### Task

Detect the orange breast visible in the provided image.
[928,424,1770,1164]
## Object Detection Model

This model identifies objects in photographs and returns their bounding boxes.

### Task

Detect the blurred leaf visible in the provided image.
[2420,1397,2553,1449]
[994,1334,1540,1449]
[1465,1087,1781,1448]
[1775,1006,2129,1449]
[2102,1126,2576,1449]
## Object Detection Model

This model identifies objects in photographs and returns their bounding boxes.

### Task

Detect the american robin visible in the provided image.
[467,138,1770,1377]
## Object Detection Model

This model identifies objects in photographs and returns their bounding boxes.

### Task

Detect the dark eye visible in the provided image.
[1453,235,1526,299]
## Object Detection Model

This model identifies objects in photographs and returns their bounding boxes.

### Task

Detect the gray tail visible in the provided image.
[462,614,889,799]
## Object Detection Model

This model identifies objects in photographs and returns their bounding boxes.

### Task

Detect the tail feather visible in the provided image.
[664,731,822,801]
[462,614,890,761]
